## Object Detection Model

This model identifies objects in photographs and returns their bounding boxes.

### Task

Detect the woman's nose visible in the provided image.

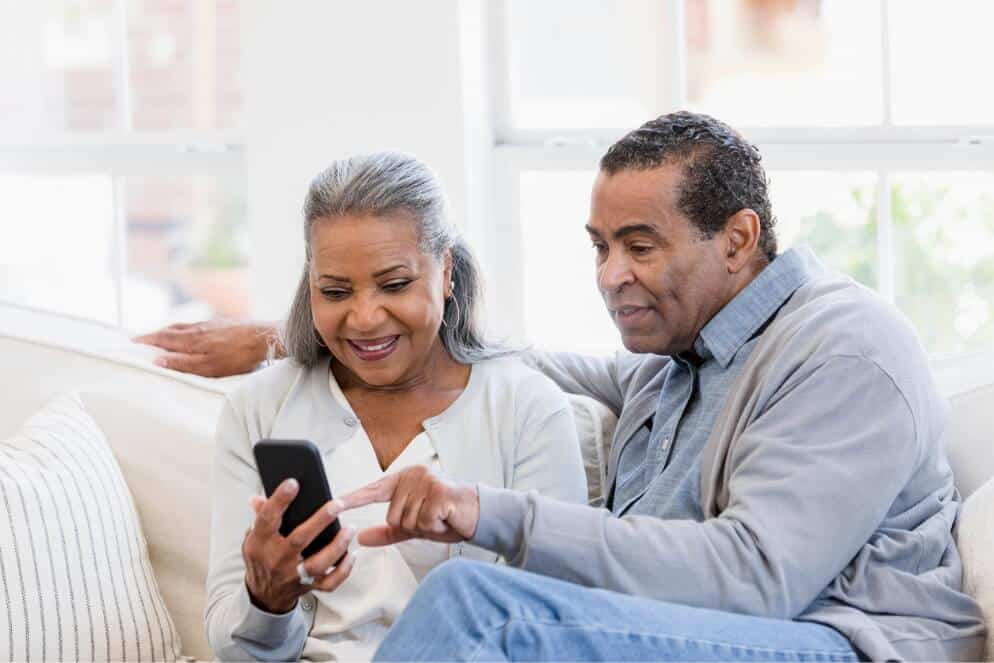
[346,293,388,332]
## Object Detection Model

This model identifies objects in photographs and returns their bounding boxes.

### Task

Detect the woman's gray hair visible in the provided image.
[283,151,510,368]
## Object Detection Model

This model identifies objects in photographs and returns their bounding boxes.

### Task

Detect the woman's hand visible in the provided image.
[242,479,356,614]
[339,466,480,547]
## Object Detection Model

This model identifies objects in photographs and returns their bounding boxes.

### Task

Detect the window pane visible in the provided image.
[768,171,878,287]
[891,173,994,354]
[0,174,118,324]
[686,0,883,126]
[519,171,620,354]
[122,172,248,331]
[126,0,243,130]
[507,0,670,129]
[889,1,994,125]
[0,0,119,132]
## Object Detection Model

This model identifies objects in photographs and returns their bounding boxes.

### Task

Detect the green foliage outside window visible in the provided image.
[792,177,994,354]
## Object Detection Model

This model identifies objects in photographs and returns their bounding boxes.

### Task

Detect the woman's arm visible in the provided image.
[204,398,310,662]
[507,373,588,504]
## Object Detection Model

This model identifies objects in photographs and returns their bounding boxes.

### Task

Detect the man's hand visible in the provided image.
[132,320,283,378]
[339,466,480,546]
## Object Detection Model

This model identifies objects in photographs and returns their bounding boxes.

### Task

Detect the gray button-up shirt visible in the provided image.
[489,247,986,661]
[613,250,810,520]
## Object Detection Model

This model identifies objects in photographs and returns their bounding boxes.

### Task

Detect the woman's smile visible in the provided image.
[346,335,400,361]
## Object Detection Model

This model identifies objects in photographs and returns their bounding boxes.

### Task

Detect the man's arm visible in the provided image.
[521,350,639,415]
[133,320,284,377]
[471,355,921,619]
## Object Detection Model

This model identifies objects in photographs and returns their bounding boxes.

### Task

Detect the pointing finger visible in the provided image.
[338,473,402,510]
[356,524,415,547]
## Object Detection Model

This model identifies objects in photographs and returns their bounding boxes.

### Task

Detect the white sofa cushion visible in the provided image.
[944,381,994,500]
[567,394,617,504]
[78,376,230,662]
[0,304,241,660]
[957,475,994,660]
[0,393,181,662]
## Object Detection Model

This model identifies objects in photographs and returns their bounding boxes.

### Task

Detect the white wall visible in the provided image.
[242,0,495,320]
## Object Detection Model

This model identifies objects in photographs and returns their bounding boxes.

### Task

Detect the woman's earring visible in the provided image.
[447,279,455,299]
[448,295,461,326]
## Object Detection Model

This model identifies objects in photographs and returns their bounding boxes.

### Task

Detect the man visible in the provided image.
[140,112,985,661]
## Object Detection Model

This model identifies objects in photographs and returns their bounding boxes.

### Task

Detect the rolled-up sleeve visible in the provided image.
[473,355,920,620]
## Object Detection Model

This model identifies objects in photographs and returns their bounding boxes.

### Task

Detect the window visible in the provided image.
[0,0,246,332]
[491,0,994,356]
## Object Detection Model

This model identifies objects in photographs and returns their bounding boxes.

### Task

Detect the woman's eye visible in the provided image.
[382,280,412,293]
[321,289,350,301]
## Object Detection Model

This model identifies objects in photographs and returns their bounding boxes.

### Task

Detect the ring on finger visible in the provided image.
[296,561,314,586]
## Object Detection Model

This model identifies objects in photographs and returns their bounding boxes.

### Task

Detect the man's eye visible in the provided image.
[321,289,350,301]
[382,280,412,292]
[591,242,607,254]
[630,245,653,256]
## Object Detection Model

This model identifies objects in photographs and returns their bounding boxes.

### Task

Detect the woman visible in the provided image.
[204,152,587,661]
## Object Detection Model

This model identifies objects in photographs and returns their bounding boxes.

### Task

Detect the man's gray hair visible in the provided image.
[284,151,510,367]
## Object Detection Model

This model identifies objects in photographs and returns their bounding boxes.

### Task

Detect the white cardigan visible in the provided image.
[205,355,587,662]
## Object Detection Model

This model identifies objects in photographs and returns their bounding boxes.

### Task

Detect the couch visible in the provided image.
[1,301,992,661]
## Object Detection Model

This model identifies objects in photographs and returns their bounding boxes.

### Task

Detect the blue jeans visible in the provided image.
[375,560,861,662]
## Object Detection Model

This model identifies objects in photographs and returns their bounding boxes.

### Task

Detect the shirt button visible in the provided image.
[343,416,358,427]
[301,597,313,611]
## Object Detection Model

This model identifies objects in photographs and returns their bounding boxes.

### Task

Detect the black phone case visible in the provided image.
[253,439,343,561]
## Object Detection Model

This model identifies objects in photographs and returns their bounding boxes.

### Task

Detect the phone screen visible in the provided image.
[253,439,343,560]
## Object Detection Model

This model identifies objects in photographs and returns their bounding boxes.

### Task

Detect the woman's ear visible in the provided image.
[442,249,454,298]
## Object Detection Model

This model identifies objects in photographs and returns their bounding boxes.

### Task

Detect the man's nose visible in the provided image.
[598,252,634,293]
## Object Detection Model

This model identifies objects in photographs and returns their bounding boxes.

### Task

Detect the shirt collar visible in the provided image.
[692,247,814,368]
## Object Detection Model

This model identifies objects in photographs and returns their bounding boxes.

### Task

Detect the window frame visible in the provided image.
[0,0,244,329]
[488,0,994,359]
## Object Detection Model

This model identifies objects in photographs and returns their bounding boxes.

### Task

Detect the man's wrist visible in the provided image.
[463,483,481,541]
[256,323,287,364]
[469,483,531,562]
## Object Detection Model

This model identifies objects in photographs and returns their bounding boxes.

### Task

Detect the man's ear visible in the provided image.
[723,209,762,274]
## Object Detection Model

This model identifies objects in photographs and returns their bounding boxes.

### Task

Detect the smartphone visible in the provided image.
[253,439,344,561]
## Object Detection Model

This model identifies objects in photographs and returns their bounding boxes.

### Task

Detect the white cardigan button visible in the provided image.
[343,416,358,427]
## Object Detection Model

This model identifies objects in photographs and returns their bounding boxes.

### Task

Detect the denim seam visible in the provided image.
[476,617,858,660]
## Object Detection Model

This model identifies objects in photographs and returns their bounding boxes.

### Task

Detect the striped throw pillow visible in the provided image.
[0,394,181,662]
